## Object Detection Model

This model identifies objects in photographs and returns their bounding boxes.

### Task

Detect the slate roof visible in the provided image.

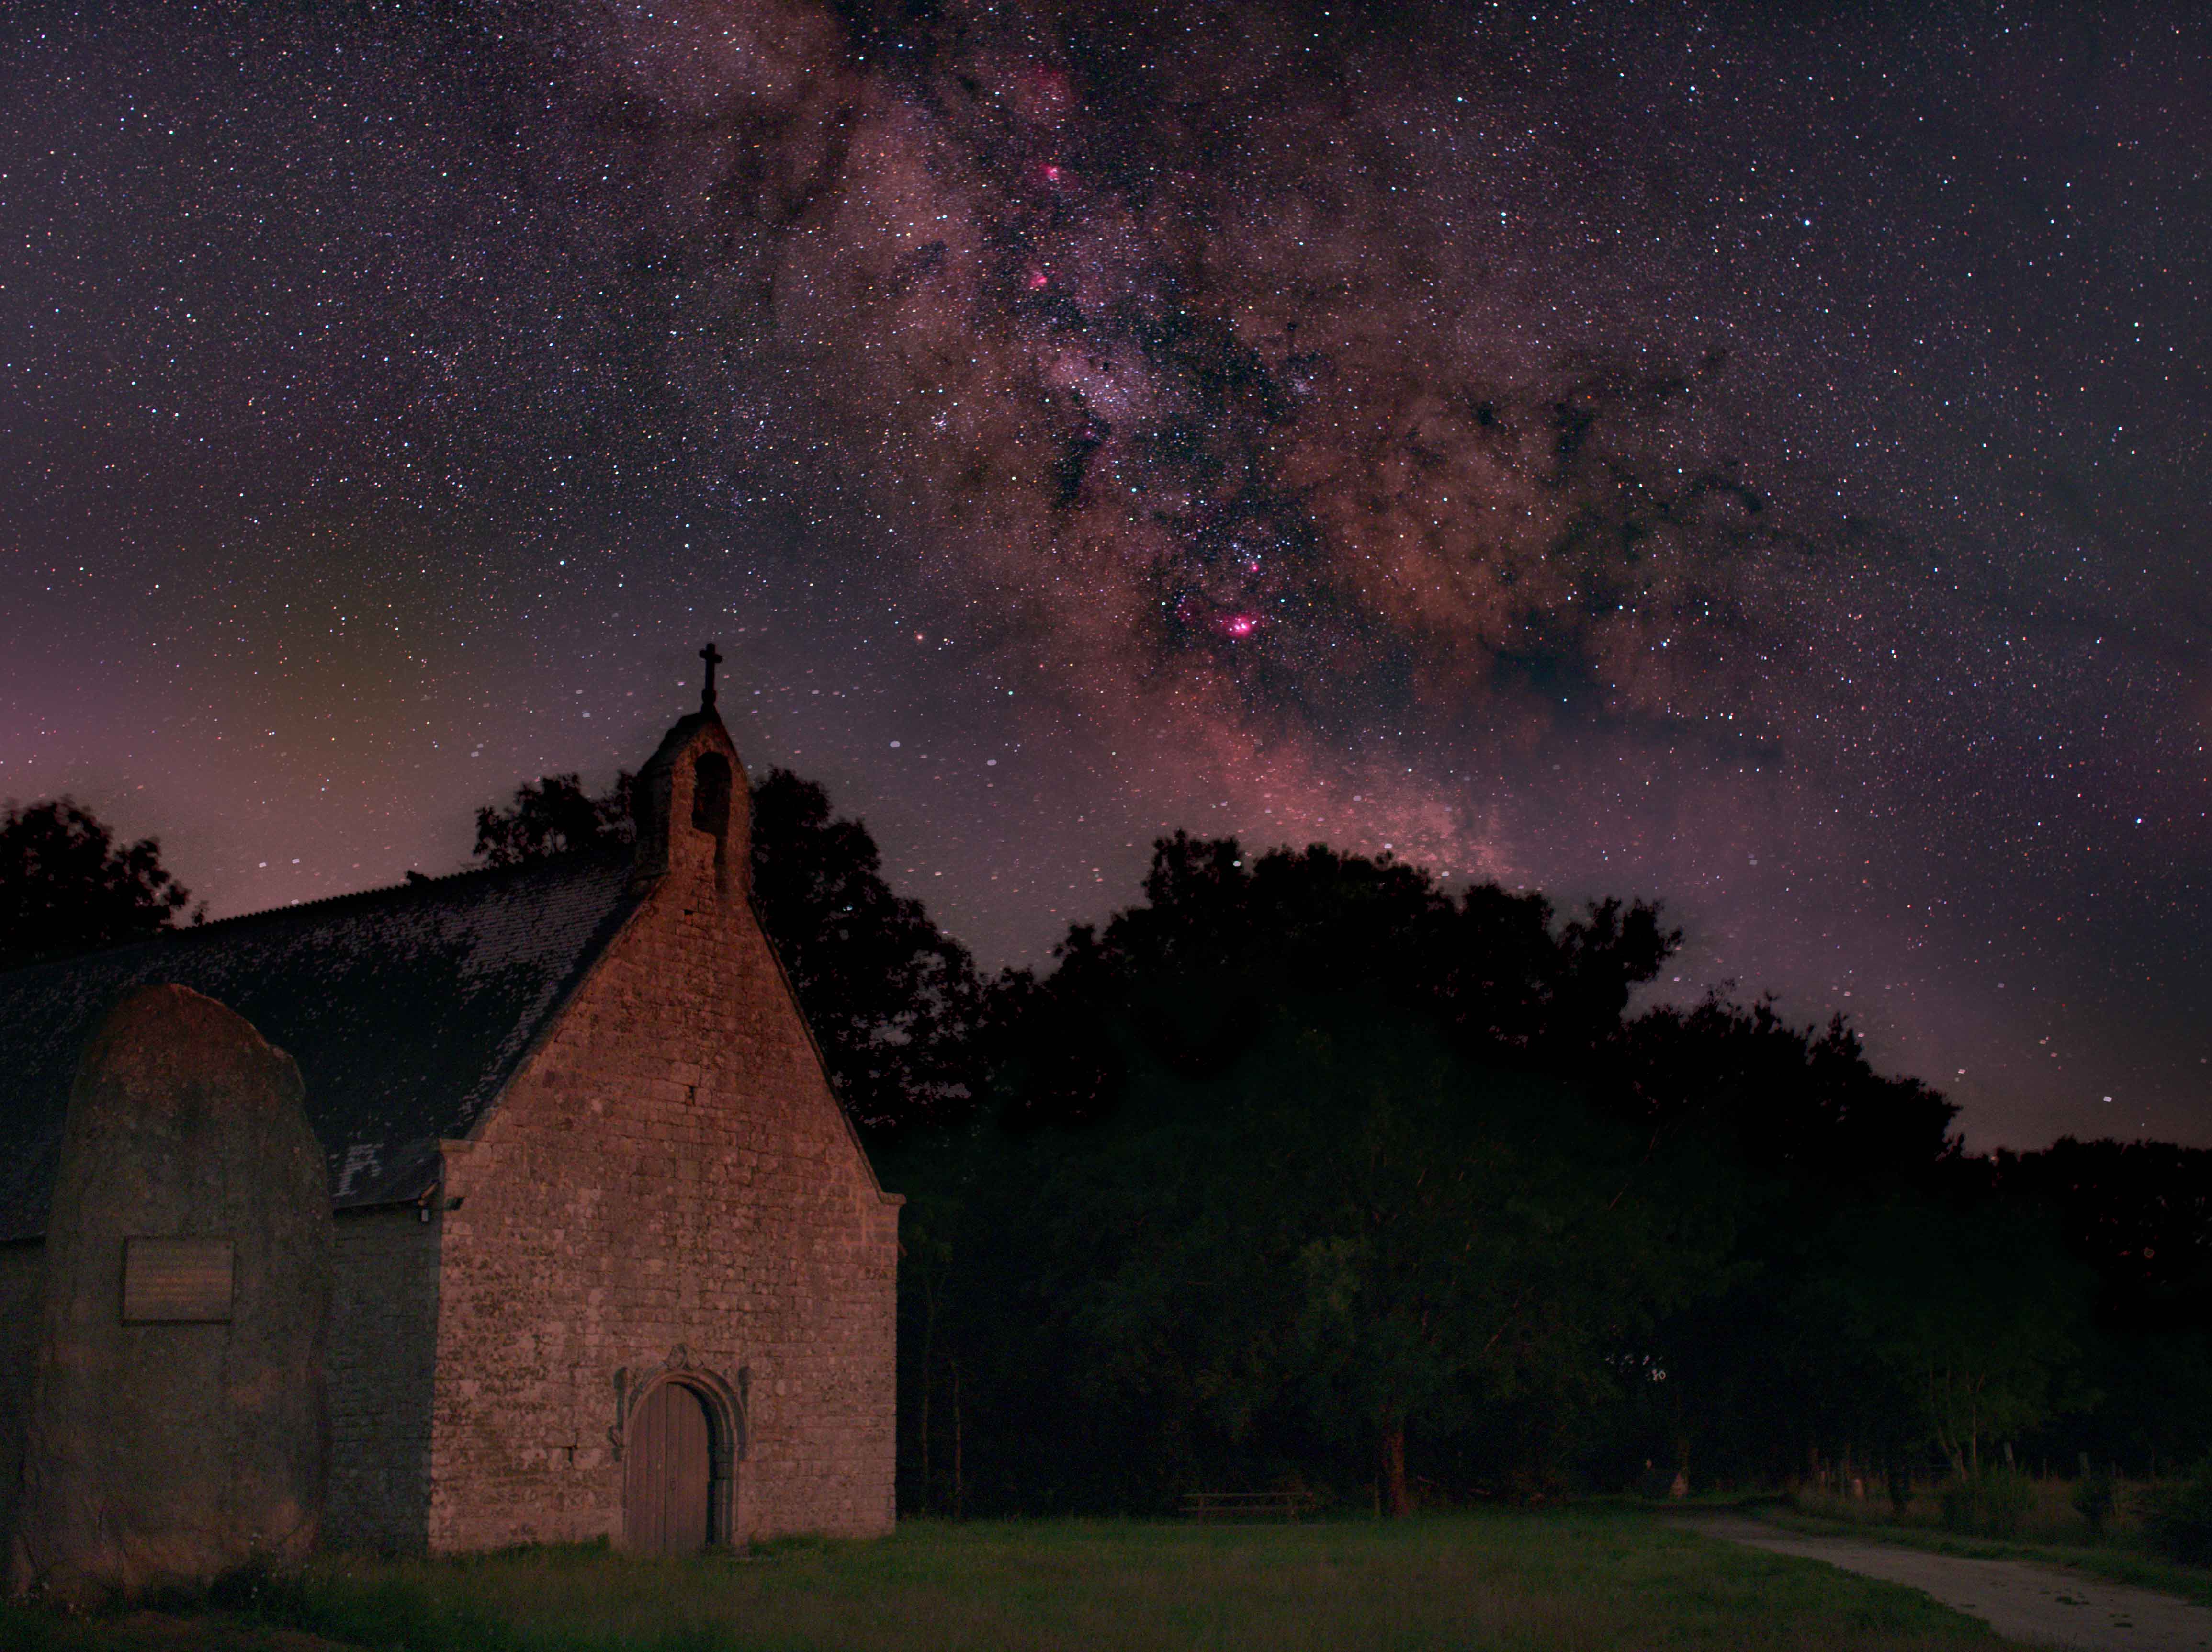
[0,848,643,1243]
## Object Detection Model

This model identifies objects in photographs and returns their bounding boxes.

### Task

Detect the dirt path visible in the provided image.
[1681,1514,2212,1651]
[34,1612,361,1652]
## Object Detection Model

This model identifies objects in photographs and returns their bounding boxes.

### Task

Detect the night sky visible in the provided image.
[1,2,2205,1148]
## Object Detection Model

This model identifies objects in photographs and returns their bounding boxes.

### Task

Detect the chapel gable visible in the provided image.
[0,642,901,1559]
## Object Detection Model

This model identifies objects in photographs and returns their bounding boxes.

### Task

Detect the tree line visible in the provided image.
[5,778,2208,1515]
[882,834,2208,1516]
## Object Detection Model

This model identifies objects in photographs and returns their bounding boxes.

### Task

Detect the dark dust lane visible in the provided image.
[1681,1514,2212,1652]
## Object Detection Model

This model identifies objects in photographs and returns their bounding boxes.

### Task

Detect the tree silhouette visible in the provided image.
[748,769,985,1136]
[987,832,1679,1130]
[0,798,196,970]
[914,836,1710,1509]
[473,772,634,865]
[894,832,2107,1512]
[1792,1197,2093,1478]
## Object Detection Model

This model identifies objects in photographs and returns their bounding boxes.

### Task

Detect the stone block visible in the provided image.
[8,985,332,1601]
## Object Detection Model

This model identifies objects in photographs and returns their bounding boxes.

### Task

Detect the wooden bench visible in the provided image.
[1179,1490,1319,1523]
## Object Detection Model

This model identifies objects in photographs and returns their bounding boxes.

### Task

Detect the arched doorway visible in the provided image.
[623,1380,713,1553]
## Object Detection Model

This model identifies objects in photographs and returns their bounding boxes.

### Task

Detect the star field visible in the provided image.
[0,1,2205,1146]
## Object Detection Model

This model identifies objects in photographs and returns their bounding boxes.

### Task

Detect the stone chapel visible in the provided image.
[0,661,901,1556]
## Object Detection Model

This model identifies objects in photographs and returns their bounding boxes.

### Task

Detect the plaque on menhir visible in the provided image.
[121,1236,236,1324]
[10,984,331,1601]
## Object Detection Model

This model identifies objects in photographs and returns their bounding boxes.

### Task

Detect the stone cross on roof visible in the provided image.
[699,641,722,710]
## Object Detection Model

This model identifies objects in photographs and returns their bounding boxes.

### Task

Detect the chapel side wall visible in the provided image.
[323,1206,441,1552]
[0,1238,43,1553]
[423,861,899,1553]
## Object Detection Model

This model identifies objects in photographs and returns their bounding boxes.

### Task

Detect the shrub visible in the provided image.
[1936,1477,1972,1532]
[2145,1459,2212,1564]
[1885,1463,1913,1518]
[1981,1467,2035,1536]
[2073,1467,2117,1537]
[1939,1467,2033,1537]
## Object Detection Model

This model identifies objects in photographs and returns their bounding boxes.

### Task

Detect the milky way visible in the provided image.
[0,1,2205,1145]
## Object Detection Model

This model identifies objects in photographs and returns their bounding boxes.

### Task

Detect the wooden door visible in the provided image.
[624,1381,712,1552]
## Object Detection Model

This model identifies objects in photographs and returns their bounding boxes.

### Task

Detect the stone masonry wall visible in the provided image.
[2,1206,441,1562]
[324,1206,441,1552]
[0,1239,43,1555]
[422,715,899,1552]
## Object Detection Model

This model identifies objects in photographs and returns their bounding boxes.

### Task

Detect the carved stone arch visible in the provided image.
[613,1351,748,1549]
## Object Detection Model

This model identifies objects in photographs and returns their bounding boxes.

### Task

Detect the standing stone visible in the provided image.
[7,984,331,1601]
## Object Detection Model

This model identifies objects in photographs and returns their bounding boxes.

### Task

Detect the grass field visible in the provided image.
[0,1509,2031,1652]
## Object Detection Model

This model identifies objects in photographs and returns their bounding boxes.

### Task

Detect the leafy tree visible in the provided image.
[991,832,1680,1129]
[922,987,1732,1514]
[1611,992,1961,1190]
[1603,994,1972,1491]
[1793,1197,2094,1477]
[1091,837,1681,1051]
[1261,1009,1724,1512]
[472,766,983,1136]
[749,769,985,1136]
[901,836,1725,1513]
[1992,1138,2212,1473]
[0,798,196,970]
[902,832,2058,1513]
[473,772,633,865]
[1993,1138,2212,1326]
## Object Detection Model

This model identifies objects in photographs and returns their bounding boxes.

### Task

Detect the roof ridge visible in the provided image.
[0,843,635,982]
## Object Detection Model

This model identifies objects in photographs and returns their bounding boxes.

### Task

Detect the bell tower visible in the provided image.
[629,643,751,896]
